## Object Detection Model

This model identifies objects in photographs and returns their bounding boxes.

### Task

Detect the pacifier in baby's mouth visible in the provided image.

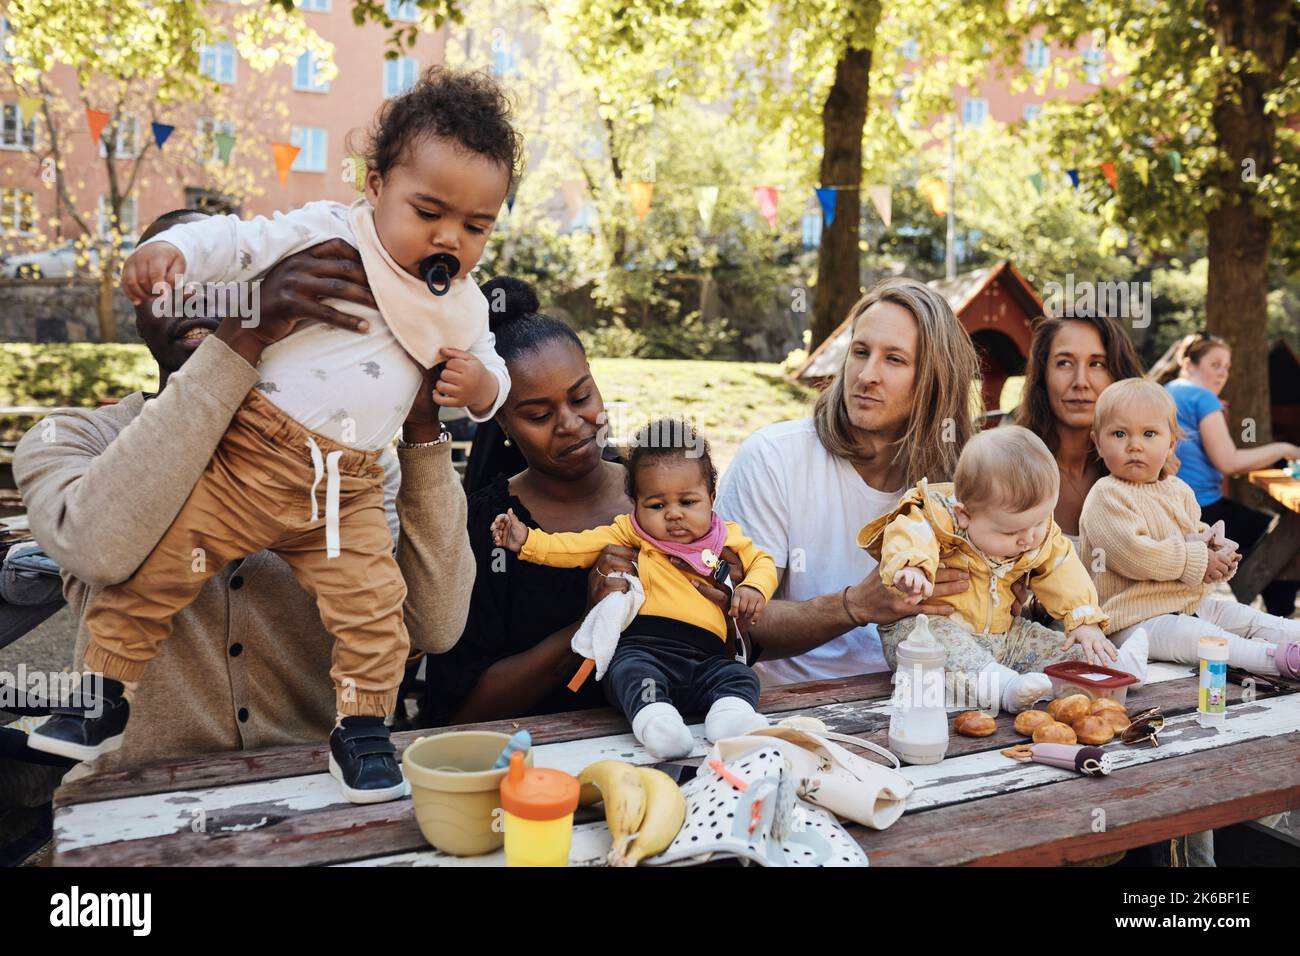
[418,252,461,296]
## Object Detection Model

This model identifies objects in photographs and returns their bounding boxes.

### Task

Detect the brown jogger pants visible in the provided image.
[83,388,409,717]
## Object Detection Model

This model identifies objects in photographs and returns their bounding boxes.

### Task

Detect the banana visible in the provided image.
[622,767,687,866]
[577,760,647,865]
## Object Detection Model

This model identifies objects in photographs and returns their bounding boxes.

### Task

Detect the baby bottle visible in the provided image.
[889,614,950,765]
[499,752,580,866]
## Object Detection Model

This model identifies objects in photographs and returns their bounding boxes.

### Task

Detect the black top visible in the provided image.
[419,475,609,726]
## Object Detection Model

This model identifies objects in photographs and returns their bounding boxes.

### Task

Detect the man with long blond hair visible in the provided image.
[715,276,982,683]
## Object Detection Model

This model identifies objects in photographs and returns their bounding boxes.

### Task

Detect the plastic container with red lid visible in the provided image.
[1044,660,1139,706]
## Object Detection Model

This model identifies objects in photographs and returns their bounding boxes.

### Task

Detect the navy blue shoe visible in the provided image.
[328,717,408,804]
[27,676,129,763]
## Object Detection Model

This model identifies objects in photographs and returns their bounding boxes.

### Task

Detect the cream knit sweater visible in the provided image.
[1078,475,1218,634]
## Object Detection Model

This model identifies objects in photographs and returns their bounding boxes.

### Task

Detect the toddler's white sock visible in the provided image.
[703,697,768,742]
[1113,627,1150,688]
[631,702,695,759]
[119,679,139,705]
[979,661,1051,713]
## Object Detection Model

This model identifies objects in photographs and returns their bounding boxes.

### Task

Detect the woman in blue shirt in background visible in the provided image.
[1156,332,1300,618]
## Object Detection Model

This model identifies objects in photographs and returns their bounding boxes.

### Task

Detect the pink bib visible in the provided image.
[630,511,728,576]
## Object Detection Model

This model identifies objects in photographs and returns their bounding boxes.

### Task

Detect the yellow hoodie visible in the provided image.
[856,480,1108,636]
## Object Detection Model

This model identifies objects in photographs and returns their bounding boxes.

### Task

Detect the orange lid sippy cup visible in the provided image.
[499,752,580,866]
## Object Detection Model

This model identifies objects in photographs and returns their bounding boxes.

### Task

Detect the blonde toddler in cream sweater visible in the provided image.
[1079,379,1300,680]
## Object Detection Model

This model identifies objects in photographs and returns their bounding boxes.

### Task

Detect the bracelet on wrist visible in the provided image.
[842,585,866,628]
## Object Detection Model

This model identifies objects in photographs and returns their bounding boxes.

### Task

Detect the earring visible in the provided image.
[503,436,512,447]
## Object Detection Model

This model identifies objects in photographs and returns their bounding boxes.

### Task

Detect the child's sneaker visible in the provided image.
[27,676,130,762]
[328,717,409,804]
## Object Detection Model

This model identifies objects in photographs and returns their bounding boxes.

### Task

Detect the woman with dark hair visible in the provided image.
[1013,315,1145,541]
[420,278,738,725]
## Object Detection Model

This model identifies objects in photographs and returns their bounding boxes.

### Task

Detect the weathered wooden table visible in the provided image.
[1231,470,1300,606]
[51,660,1300,867]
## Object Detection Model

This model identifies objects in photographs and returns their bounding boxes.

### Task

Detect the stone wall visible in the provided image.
[0,278,140,344]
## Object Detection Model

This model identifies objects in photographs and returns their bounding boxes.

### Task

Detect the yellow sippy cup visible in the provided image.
[499,751,580,866]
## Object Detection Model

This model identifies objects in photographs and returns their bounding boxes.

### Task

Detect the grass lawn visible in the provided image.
[590,358,815,473]
[1,345,816,469]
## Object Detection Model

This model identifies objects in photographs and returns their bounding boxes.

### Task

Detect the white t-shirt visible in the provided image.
[715,418,904,684]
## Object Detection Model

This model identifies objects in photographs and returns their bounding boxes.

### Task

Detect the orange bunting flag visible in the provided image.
[1100,162,1117,189]
[754,186,779,230]
[628,181,654,221]
[86,109,111,146]
[867,184,892,228]
[271,142,301,185]
[919,177,948,217]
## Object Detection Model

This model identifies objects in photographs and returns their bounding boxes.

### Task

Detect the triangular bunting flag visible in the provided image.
[506,190,517,214]
[754,186,778,230]
[1028,172,1044,195]
[560,179,585,225]
[1066,168,1079,189]
[151,122,174,150]
[1100,162,1117,189]
[919,178,947,217]
[86,109,111,146]
[867,184,891,228]
[628,181,654,222]
[1134,156,1149,186]
[214,131,236,165]
[271,142,300,184]
[350,154,367,192]
[695,186,719,229]
[815,187,837,227]
[17,95,42,126]
[1168,151,1182,174]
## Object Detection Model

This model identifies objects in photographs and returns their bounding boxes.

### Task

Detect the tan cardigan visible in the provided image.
[13,334,474,772]
[1078,475,1218,634]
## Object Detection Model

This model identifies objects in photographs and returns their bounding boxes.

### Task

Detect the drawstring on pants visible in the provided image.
[307,437,343,559]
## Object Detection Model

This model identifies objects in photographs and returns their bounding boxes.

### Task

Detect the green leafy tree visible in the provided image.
[1020,0,1300,442]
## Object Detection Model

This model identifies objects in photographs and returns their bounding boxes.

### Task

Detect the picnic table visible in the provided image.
[49,658,1300,867]
[1230,470,1300,606]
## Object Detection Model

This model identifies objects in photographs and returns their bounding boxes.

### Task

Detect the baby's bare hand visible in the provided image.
[490,509,527,551]
[122,242,186,305]
[730,585,766,632]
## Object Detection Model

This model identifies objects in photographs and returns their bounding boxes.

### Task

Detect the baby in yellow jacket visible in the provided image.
[859,426,1147,713]
[493,418,777,758]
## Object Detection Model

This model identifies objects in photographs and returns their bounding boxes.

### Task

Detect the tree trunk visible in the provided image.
[1203,0,1294,444]
[810,43,872,349]
[97,264,118,342]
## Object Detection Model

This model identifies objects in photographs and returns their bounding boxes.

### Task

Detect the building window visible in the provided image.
[961,97,987,126]
[200,42,237,84]
[800,210,822,250]
[0,102,36,150]
[290,126,327,173]
[383,56,418,97]
[491,35,521,77]
[197,118,236,164]
[1083,46,1105,85]
[1022,103,1042,122]
[99,114,139,159]
[296,0,330,10]
[1,18,13,63]
[293,51,330,92]
[1024,39,1050,73]
[1,187,35,233]
[900,38,918,60]
[98,196,138,239]
[386,0,419,21]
